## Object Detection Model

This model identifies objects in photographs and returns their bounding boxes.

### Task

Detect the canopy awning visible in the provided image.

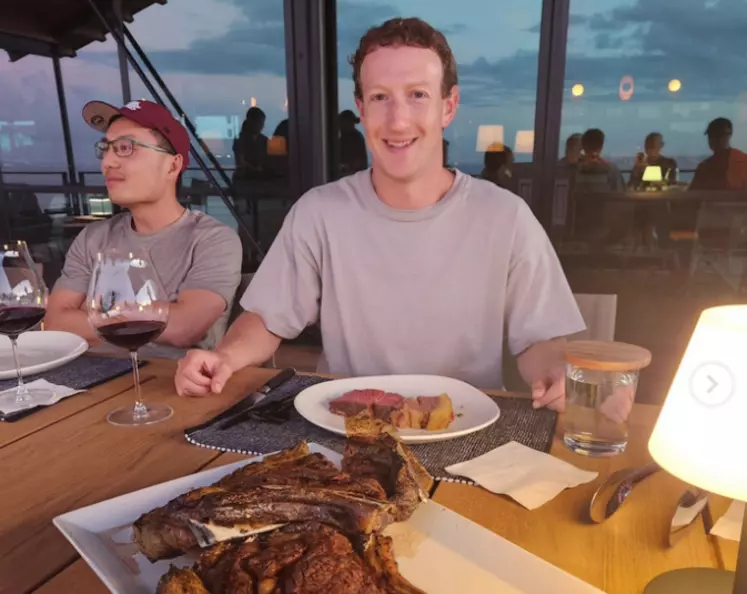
[0,0,166,61]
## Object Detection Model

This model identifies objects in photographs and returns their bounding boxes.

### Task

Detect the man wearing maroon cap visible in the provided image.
[44,100,243,355]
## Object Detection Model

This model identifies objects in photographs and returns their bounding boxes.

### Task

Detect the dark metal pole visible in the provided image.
[322,0,338,183]
[734,510,747,593]
[122,27,232,190]
[532,0,570,229]
[113,0,131,103]
[84,0,263,259]
[0,156,8,241]
[283,0,331,198]
[52,54,80,214]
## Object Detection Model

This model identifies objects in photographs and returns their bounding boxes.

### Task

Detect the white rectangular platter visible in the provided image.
[54,443,605,594]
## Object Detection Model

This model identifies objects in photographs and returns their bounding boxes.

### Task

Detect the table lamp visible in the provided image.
[646,304,747,593]
[642,165,663,183]
[475,125,504,153]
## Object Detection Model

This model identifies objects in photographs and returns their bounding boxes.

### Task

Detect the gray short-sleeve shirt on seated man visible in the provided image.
[241,169,585,389]
[55,209,242,353]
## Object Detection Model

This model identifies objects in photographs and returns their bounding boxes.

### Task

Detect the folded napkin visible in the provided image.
[711,500,745,542]
[445,440,599,510]
[0,379,83,415]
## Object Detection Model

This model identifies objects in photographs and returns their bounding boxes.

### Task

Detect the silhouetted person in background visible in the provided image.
[267,119,289,178]
[338,109,368,176]
[481,144,514,191]
[577,128,624,192]
[233,107,268,181]
[690,118,747,191]
[271,119,289,145]
[558,133,582,166]
[629,132,678,188]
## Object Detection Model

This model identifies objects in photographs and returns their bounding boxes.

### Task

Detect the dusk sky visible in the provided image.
[2,0,747,175]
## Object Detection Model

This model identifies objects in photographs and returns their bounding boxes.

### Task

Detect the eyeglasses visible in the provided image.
[95,137,175,160]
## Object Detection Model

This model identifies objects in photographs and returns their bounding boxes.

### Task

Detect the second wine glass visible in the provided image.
[88,247,172,426]
[0,240,54,411]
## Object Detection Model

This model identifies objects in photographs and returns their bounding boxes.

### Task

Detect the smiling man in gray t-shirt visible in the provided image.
[175,18,584,411]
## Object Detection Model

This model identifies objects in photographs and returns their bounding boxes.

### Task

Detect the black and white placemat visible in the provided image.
[0,356,147,422]
[185,375,558,483]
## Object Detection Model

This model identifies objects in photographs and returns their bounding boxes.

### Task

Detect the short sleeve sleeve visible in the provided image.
[505,201,586,355]
[239,197,322,340]
[179,226,243,308]
[53,227,93,295]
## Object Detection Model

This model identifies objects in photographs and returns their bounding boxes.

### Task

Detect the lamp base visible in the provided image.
[644,568,734,593]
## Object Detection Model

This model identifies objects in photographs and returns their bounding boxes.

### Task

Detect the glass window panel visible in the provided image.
[0,54,67,175]
[556,0,747,404]
[128,0,290,262]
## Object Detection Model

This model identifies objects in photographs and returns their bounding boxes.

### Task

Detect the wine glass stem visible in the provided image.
[10,336,29,404]
[130,351,147,419]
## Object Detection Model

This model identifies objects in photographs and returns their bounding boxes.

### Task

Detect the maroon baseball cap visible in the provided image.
[82,99,190,171]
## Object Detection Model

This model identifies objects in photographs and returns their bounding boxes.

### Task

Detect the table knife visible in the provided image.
[217,367,296,430]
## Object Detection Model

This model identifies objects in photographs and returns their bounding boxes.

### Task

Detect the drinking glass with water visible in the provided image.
[563,341,652,457]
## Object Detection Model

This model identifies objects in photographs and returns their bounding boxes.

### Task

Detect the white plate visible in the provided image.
[0,331,88,379]
[53,443,604,594]
[294,374,501,444]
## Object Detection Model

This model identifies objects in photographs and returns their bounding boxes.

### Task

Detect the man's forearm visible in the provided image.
[154,302,205,348]
[44,309,99,344]
[215,311,282,372]
[516,337,567,387]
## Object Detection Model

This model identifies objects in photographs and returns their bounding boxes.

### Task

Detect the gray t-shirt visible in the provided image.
[241,169,585,388]
[55,209,242,351]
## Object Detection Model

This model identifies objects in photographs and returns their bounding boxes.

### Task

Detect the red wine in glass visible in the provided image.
[87,247,172,426]
[95,320,167,351]
[0,306,46,337]
[0,242,55,412]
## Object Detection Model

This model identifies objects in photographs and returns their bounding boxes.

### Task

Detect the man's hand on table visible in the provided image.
[175,349,234,396]
[517,337,567,412]
[531,372,566,412]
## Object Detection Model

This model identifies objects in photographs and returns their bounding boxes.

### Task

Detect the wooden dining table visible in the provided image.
[0,358,738,594]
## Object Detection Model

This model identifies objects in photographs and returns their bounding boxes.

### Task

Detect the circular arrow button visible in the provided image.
[689,362,735,407]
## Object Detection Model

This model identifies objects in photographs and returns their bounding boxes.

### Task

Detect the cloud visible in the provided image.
[527,12,589,33]
[50,0,747,109]
[147,0,286,77]
[134,0,404,81]
[462,0,747,105]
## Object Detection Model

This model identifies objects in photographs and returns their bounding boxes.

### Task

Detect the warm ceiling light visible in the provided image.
[571,83,585,97]
[668,79,682,93]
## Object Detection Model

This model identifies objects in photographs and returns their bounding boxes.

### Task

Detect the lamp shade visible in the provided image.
[642,165,663,182]
[476,125,504,152]
[514,130,535,154]
[649,305,747,501]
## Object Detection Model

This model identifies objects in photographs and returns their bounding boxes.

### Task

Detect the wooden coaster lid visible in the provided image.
[564,340,652,371]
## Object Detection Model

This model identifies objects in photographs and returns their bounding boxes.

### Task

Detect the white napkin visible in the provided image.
[711,500,745,542]
[445,441,599,510]
[0,380,83,415]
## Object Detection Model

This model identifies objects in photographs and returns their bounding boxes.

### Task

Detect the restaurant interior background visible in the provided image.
[2,0,747,403]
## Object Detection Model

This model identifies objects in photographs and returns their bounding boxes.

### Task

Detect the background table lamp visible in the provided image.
[646,304,747,593]
[642,165,663,183]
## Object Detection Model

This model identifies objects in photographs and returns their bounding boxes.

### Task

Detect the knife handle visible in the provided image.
[263,367,296,393]
[218,368,296,430]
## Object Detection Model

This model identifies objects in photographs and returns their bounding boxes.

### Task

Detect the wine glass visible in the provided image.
[88,247,172,426]
[0,241,55,411]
